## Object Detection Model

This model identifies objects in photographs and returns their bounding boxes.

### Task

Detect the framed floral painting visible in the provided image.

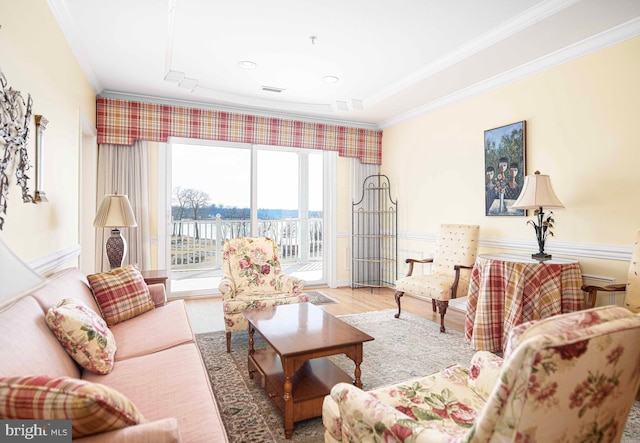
[484,121,526,216]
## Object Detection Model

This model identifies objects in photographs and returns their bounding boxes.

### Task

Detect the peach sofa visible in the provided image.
[0,267,228,442]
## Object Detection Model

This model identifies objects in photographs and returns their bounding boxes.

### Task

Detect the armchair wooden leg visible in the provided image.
[432,299,437,313]
[226,332,232,353]
[435,300,449,333]
[394,291,404,318]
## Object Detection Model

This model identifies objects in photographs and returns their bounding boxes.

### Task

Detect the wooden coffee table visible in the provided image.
[243,302,374,439]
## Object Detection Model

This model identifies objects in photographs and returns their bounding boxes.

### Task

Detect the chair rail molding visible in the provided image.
[399,231,632,262]
[27,244,81,276]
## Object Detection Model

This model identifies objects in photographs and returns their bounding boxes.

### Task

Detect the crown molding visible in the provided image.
[380,16,640,129]
[47,0,102,94]
[99,91,380,130]
[369,0,581,108]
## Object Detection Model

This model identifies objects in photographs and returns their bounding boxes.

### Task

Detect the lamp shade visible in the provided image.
[93,194,137,228]
[511,171,564,209]
[0,238,46,306]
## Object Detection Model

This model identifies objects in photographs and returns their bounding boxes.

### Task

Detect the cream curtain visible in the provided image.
[95,141,151,272]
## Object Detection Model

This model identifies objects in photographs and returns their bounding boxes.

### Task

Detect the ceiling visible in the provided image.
[49,0,640,128]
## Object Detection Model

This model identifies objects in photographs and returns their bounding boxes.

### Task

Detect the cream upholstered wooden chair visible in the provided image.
[582,229,640,312]
[394,224,479,332]
[218,237,308,352]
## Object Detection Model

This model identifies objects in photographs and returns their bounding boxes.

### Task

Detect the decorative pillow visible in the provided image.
[45,298,117,375]
[0,375,147,438]
[87,265,155,326]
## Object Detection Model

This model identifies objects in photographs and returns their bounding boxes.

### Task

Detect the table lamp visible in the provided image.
[511,171,564,261]
[0,238,46,306]
[93,194,137,269]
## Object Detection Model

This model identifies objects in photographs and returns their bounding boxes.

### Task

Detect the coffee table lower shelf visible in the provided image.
[248,348,354,427]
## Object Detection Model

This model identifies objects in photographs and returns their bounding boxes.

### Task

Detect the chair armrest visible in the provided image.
[468,351,504,400]
[405,258,434,277]
[451,264,473,299]
[581,283,626,309]
[274,273,305,294]
[218,276,235,300]
[329,383,424,441]
[148,283,167,307]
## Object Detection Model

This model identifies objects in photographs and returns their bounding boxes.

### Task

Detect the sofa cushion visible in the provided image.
[0,296,81,379]
[45,298,117,375]
[83,343,227,443]
[0,375,146,438]
[87,265,155,326]
[109,300,194,361]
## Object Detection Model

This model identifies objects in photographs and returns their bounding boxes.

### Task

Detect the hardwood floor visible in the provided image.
[183,286,466,335]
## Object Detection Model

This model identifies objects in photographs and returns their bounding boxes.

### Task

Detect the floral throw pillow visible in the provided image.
[45,298,117,374]
[87,265,155,326]
[0,375,146,438]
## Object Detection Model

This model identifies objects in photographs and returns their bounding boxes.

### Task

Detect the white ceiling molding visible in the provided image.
[47,0,640,127]
[380,16,640,129]
[99,91,380,130]
[46,0,102,94]
[367,0,581,108]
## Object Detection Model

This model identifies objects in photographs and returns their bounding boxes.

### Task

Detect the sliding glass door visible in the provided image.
[166,140,325,297]
[256,148,324,283]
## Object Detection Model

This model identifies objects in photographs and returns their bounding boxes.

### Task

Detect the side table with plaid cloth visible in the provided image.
[465,253,584,352]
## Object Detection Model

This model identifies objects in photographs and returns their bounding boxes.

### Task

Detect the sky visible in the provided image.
[171,143,322,210]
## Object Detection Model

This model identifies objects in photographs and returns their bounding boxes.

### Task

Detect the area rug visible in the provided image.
[306,290,338,305]
[195,309,640,443]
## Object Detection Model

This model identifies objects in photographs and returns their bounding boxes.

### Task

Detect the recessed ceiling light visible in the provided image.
[238,60,257,69]
[322,75,339,84]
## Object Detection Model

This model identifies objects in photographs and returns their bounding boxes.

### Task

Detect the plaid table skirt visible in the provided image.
[465,255,584,352]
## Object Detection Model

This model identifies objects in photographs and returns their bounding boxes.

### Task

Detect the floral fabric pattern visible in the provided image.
[218,237,307,335]
[323,306,640,443]
[45,298,116,375]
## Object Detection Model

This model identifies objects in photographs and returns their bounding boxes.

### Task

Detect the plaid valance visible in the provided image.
[97,98,382,164]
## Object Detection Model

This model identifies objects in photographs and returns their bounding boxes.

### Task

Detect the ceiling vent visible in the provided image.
[261,85,285,93]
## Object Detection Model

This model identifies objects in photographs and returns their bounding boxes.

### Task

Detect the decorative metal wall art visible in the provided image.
[0,69,35,230]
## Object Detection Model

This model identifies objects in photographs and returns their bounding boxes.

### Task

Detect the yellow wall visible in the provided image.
[2,0,638,293]
[382,36,640,287]
[0,0,96,262]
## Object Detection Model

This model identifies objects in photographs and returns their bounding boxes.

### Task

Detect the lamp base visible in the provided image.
[105,228,128,269]
[532,252,552,261]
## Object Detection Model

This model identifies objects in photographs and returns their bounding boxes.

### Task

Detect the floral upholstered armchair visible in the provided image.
[218,237,308,352]
[323,305,640,442]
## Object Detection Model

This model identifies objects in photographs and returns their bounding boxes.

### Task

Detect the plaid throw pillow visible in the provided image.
[0,375,146,437]
[87,265,154,326]
[45,298,117,374]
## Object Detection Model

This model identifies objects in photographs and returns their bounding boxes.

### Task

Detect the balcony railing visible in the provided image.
[171,215,323,269]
